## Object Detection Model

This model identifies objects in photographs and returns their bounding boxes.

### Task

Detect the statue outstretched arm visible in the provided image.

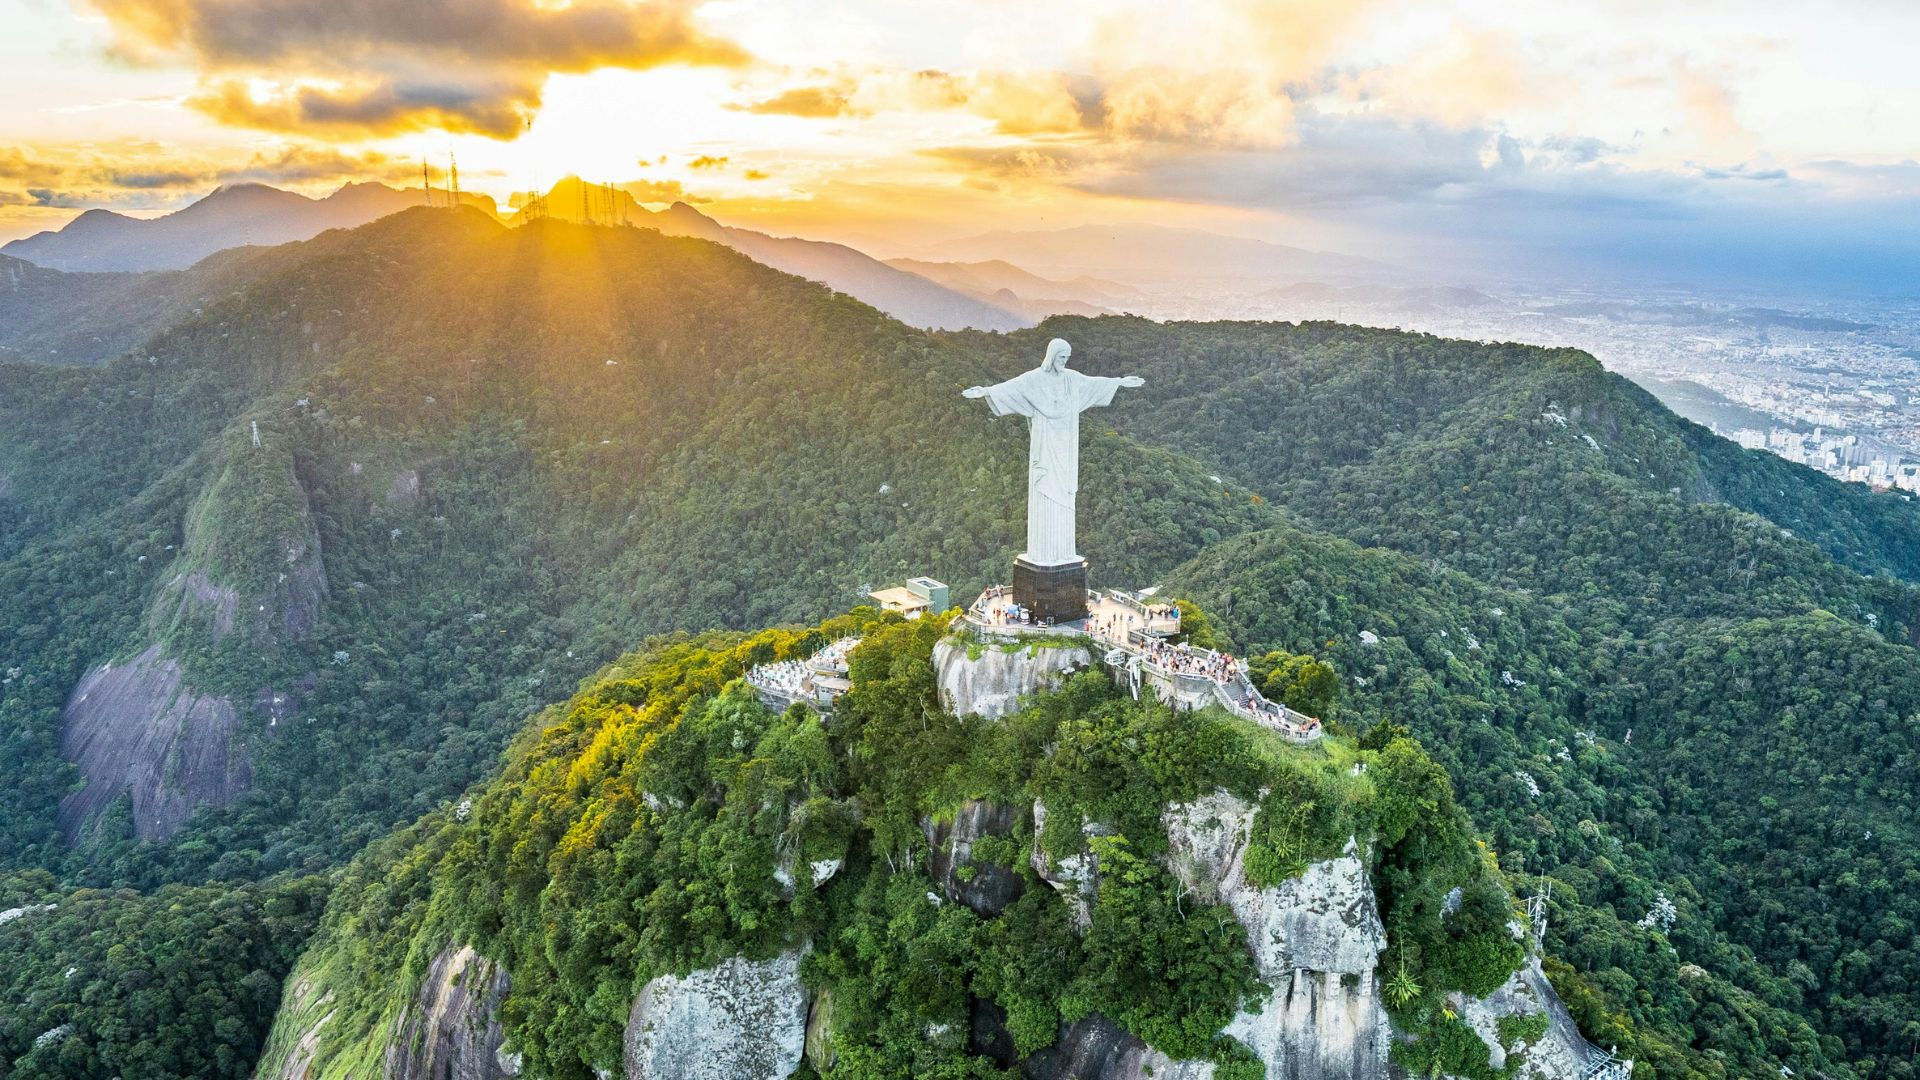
[1119,376,1144,388]
[962,386,990,398]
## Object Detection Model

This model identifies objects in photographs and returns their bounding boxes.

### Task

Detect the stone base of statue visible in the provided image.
[1013,556,1088,623]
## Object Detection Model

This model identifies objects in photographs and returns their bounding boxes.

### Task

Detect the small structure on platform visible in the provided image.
[868,576,949,618]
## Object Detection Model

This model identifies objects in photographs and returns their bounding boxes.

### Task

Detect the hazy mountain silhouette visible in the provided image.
[931,222,1389,284]
[522,177,1028,331]
[2,182,499,272]
[884,257,1136,319]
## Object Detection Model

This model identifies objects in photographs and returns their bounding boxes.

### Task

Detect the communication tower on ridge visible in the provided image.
[1526,875,1551,951]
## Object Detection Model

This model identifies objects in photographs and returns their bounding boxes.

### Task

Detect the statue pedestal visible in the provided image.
[1013,557,1088,623]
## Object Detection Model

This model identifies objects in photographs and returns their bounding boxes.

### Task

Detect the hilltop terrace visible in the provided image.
[962,585,1323,744]
[744,635,859,715]
[741,589,1323,744]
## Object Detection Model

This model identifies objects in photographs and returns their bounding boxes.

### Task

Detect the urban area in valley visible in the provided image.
[1137,279,1920,494]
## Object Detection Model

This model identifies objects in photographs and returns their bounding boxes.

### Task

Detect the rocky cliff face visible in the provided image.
[152,448,330,646]
[1013,1014,1216,1080]
[1163,790,1592,1080]
[933,637,1092,719]
[384,945,518,1080]
[58,444,330,841]
[256,795,1593,1080]
[1456,959,1596,1080]
[1161,792,1390,1079]
[57,644,251,840]
[254,973,333,1080]
[623,950,806,1080]
[1029,799,1104,930]
[923,800,1026,915]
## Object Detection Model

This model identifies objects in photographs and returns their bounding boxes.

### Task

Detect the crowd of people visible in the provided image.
[1138,638,1321,739]
[961,587,1320,741]
[811,635,860,673]
[745,658,810,702]
[973,585,1046,627]
[745,636,862,707]
[1140,637,1242,682]
[1088,610,1138,642]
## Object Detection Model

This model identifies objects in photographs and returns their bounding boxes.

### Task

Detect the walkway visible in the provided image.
[964,586,1323,744]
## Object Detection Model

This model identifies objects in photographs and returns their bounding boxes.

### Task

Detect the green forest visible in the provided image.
[249,611,1530,1080]
[1,208,1918,1077]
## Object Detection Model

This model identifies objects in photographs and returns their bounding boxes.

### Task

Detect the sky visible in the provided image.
[6,0,1920,287]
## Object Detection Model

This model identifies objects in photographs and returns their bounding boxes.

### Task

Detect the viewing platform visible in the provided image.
[963,585,1323,744]
[964,584,1180,640]
[745,635,860,714]
[743,590,1324,745]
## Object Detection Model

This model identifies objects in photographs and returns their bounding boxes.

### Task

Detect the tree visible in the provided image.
[1248,650,1339,716]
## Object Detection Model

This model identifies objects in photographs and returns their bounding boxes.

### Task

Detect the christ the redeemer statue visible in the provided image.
[964,337,1143,621]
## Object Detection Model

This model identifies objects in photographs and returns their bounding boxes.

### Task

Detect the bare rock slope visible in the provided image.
[933,637,1093,720]
[57,644,250,840]
[623,950,807,1080]
[59,441,329,840]
[385,945,518,1080]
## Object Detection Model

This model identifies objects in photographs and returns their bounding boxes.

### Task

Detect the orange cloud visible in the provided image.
[617,177,704,203]
[1338,30,1536,130]
[736,85,857,118]
[0,141,421,209]
[965,71,1089,136]
[88,0,748,139]
[1674,62,1751,155]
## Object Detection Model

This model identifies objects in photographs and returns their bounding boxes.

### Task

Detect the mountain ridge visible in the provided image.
[928,222,1391,284]
[1,182,500,273]
[522,177,1031,331]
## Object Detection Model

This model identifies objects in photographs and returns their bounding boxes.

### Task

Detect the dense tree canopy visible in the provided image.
[5,213,1920,1077]
[253,612,1522,1079]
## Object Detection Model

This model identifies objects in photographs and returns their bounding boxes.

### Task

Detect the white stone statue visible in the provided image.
[963,338,1144,566]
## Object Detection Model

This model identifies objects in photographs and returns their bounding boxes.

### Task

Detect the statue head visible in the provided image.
[1043,338,1072,372]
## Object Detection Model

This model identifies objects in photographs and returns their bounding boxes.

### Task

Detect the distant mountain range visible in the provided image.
[5,177,1034,333]
[1266,281,1497,309]
[0,244,282,364]
[928,222,1391,284]
[520,177,1028,332]
[1,182,498,273]
[4,178,1419,333]
[882,257,1141,321]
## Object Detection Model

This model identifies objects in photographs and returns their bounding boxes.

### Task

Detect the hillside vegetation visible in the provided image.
[254,611,1523,1080]
[3,210,1920,1077]
[0,870,326,1080]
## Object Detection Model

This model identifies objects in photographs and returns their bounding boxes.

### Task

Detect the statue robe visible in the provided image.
[976,365,1125,566]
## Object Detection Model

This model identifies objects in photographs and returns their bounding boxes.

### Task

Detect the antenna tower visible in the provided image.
[1526,875,1551,952]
